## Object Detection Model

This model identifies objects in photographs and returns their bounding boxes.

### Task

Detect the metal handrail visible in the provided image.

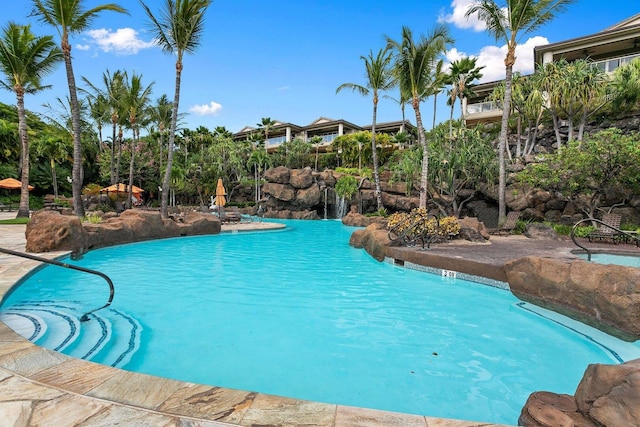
[570,218,640,261]
[0,247,114,321]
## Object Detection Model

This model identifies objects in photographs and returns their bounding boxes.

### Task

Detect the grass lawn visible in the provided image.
[0,218,30,225]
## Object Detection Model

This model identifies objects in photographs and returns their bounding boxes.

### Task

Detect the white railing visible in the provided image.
[466,100,501,115]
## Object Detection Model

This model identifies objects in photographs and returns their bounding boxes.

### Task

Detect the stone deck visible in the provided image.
[6,211,628,426]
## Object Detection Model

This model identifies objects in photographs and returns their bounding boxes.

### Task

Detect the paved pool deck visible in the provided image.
[4,212,637,426]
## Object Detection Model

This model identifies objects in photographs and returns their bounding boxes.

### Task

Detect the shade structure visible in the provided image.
[0,177,34,191]
[100,183,144,205]
[214,178,226,207]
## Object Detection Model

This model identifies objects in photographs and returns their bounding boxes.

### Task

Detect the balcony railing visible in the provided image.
[466,100,501,116]
[592,53,640,73]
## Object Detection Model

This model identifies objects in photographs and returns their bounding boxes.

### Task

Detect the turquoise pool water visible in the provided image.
[2,220,639,425]
[577,252,640,268]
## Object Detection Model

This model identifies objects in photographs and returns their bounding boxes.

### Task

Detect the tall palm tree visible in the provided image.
[387,25,452,209]
[147,94,174,186]
[337,48,395,211]
[140,0,211,219]
[123,71,153,208]
[30,0,127,217]
[0,22,62,218]
[446,57,484,137]
[82,69,126,185]
[257,117,277,152]
[465,0,575,223]
[32,130,71,198]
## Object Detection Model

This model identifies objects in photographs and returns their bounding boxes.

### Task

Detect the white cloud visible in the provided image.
[189,101,223,116]
[438,0,486,31]
[85,28,155,55]
[471,36,549,82]
[76,44,90,51]
[277,86,291,91]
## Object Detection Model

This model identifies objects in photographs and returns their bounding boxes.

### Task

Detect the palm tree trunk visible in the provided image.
[51,158,58,198]
[62,36,85,217]
[161,62,183,219]
[110,120,117,184]
[413,98,428,209]
[371,99,383,211]
[126,127,136,209]
[497,64,514,224]
[16,91,30,218]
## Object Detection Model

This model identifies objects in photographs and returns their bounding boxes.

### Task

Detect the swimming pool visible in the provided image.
[1,219,639,425]
[577,252,640,268]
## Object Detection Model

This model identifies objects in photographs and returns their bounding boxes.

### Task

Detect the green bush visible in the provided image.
[335,175,358,199]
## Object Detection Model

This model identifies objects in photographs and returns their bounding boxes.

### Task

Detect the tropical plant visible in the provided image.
[82,69,127,184]
[517,129,640,218]
[31,130,71,197]
[610,57,640,114]
[387,25,453,209]
[465,0,576,224]
[334,175,358,200]
[257,117,277,152]
[122,71,153,208]
[427,124,498,217]
[445,56,484,136]
[0,22,62,217]
[337,47,395,211]
[140,0,211,218]
[30,0,128,217]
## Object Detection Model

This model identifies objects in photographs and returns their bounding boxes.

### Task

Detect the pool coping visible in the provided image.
[0,221,512,426]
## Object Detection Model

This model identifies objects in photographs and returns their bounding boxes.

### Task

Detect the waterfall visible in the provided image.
[324,188,328,220]
[335,193,348,219]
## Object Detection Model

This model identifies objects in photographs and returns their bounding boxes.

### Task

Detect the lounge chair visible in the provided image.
[218,206,241,224]
[587,213,622,244]
[489,211,521,235]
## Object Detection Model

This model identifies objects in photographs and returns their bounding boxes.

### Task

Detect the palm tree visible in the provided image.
[147,94,174,186]
[445,57,484,137]
[140,0,211,219]
[387,25,452,209]
[123,71,153,208]
[465,0,575,223]
[30,0,127,217]
[0,22,62,218]
[82,69,126,184]
[32,131,71,198]
[257,117,277,152]
[337,48,395,211]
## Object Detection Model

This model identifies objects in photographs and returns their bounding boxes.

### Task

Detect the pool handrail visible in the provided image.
[0,246,114,321]
[570,218,640,261]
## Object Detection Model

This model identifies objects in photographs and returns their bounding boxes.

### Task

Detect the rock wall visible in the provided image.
[25,210,221,254]
[519,359,640,427]
[504,256,640,340]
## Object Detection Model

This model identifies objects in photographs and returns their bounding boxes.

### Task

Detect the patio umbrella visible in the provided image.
[100,183,144,200]
[214,178,226,208]
[0,177,34,191]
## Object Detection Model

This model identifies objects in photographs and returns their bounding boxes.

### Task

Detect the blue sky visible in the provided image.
[0,0,637,134]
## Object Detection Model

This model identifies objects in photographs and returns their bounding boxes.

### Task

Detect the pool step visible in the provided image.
[0,301,141,368]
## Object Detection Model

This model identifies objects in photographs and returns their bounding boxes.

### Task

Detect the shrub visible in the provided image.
[335,175,358,199]
[387,209,460,239]
[83,213,102,224]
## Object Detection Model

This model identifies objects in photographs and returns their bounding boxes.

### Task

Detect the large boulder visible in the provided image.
[574,358,640,426]
[264,166,290,184]
[351,222,396,262]
[504,256,640,340]
[457,216,490,242]
[519,359,640,427]
[25,211,88,254]
[342,210,386,227]
[294,185,321,208]
[289,168,314,189]
[263,182,296,202]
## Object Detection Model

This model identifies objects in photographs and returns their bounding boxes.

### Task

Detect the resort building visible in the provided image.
[464,13,640,126]
[233,117,415,153]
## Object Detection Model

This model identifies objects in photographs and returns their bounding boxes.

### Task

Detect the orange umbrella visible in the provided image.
[100,183,144,196]
[214,178,226,207]
[0,177,34,191]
